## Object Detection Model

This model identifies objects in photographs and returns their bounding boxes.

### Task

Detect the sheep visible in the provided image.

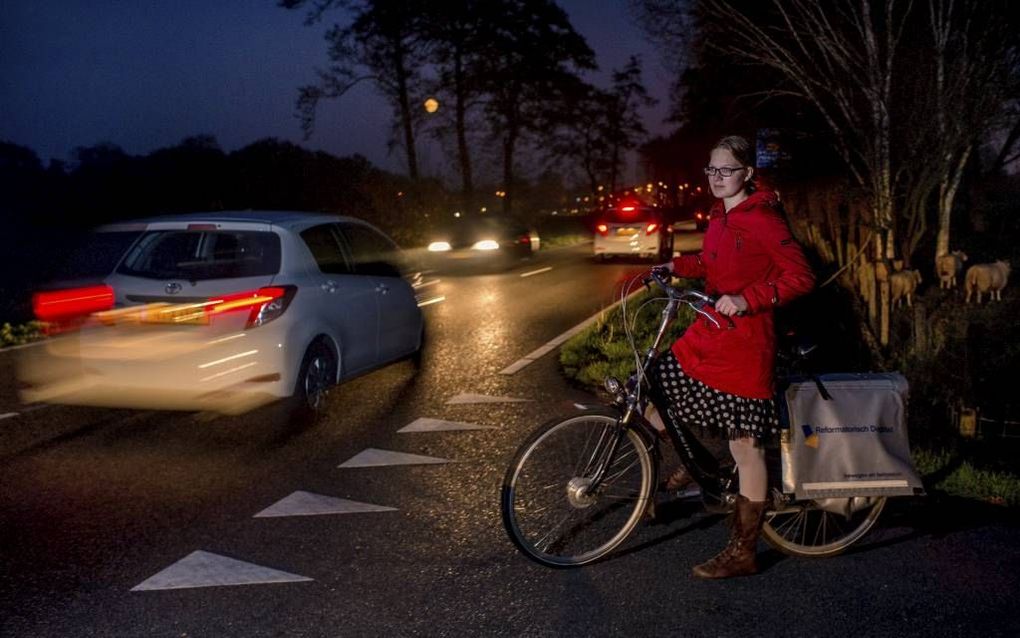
[937,250,968,289]
[965,260,1011,303]
[890,269,922,308]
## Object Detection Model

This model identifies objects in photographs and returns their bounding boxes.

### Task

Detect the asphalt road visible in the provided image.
[1,243,1018,637]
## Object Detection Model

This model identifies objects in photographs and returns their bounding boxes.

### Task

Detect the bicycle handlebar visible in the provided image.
[644,266,735,329]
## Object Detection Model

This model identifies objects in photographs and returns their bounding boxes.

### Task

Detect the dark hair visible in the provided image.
[712,134,756,192]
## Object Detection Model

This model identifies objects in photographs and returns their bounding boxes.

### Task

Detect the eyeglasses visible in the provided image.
[703,166,746,178]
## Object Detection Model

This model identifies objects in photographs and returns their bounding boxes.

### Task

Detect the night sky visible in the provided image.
[1,1,671,178]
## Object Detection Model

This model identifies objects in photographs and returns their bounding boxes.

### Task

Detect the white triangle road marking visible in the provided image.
[397,417,496,433]
[338,448,451,468]
[131,551,312,591]
[254,491,397,518]
[446,392,531,405]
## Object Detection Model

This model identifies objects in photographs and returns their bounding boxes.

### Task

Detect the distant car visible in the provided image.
[21,211,424,417]
[425,215,539,272]
[593,203,669,261]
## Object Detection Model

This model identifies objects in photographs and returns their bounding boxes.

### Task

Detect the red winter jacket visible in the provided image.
[671,190,815,399]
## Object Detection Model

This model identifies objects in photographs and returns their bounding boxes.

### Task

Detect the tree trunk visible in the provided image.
[913,301,928,355]
[454,49,474,211]
[934,144,971,259]
[503,126,517,215]
[393,43,420,180]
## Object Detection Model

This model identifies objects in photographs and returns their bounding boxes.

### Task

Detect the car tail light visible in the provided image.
[695,211,705,220]
[33,285,115,322]
[596,223,609,236]
[645,223,659,235]
[207,285,297,329]
[621,206,636,212]
[518,234,531,244]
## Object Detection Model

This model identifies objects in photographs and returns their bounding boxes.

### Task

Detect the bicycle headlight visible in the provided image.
[604,377,622,394]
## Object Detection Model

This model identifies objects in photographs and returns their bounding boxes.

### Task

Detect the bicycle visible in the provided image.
[500,266,886,567]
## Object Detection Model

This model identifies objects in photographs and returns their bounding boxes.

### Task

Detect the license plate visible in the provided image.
[141,304,209,326]
[615,227,638,236]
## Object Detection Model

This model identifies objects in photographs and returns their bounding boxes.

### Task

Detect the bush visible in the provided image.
[0,321,45,348]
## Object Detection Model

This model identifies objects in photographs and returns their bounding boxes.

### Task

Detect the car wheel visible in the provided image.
[411,322,427,370]
[290,341,337,420]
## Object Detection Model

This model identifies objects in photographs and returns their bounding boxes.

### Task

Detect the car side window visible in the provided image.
[336,223,404,278]
[299,224,351,275]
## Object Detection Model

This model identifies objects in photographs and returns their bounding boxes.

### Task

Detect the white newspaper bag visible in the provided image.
[781,373,924,500]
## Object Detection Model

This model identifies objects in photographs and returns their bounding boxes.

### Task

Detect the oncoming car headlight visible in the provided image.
[471,239,500,251]
[428,241,452,252]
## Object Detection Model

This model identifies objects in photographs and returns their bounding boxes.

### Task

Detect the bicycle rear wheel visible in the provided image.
[501,410,655,567]
[762,496,886,557]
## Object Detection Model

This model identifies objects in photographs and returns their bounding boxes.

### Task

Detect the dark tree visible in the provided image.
[475,0,596,214]
[419,1,498,211]
[281,0,430,180]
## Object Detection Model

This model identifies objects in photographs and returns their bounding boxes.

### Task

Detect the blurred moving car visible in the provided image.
[425,215,539,272]
[20,211,424,416]
[593,202,669,261]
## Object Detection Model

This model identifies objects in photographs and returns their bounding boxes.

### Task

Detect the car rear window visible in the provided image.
[116,230,281,280]
[604,209,660,224]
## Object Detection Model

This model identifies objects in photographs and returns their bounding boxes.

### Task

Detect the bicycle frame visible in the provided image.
[587,275,737,510]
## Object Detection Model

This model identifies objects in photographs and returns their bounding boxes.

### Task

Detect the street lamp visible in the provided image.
[424,97,439,113]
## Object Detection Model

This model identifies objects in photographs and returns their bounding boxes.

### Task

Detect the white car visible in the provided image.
[20,212,424,416]
[592,204,668,261]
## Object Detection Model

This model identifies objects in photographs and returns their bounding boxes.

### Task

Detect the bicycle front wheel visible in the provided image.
[762,496,886,557]
[501,411,655,567]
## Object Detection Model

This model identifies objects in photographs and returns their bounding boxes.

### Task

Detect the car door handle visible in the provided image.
[321,281,338,293]
[375,283,389,294]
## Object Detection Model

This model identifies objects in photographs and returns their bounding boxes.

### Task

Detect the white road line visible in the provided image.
[0,339,48,352]
[0,404,50,421]
[499,286,643,375]
[417,295,446,307]
[520,266,553,278]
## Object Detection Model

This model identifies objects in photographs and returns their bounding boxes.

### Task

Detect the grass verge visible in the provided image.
[913,448,1020,507]
[559,284,697,388]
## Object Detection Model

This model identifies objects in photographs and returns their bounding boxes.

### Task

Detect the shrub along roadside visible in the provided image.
[1,321,44,348]
[559,288,1019,508]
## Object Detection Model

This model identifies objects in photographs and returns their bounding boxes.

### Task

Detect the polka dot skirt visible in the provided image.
[651,350,780,447]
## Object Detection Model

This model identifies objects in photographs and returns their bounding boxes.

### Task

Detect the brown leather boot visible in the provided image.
[692,495,767,579]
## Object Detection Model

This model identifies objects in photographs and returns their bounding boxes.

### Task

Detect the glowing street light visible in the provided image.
[423,97,439,113]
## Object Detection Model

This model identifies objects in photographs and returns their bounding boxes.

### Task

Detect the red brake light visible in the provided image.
[207,286,296,328]
[186,223,218,231]
[621,206,636,212]
[645,223,659,235]
[596,223,609,236]
[695,211,705,220]
[33,285,115,322]
[518,234,531,244]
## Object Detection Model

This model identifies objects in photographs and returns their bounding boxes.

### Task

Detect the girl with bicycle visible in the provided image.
[653,135,815,578]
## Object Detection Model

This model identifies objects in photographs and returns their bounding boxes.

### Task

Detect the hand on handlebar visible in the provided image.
[714,294,748,317]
